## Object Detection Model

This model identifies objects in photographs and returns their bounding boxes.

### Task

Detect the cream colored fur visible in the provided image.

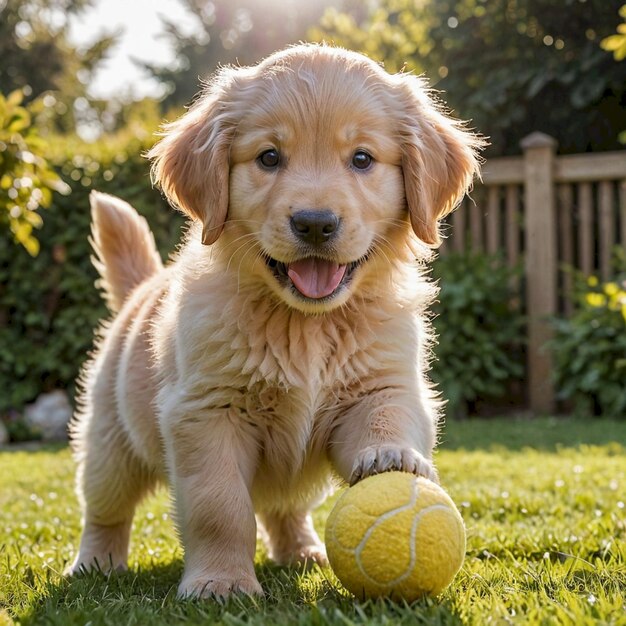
[68,44,482,600]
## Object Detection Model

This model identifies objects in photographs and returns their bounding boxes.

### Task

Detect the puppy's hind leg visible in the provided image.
[67,191,161,576]
[67,410,156,575]
[258,510,328,567]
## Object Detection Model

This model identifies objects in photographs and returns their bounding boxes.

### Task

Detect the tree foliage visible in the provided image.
[602,4,626,60]
[142,0,337,108]
[313,0,626,155]
[0,90,69,255]
[0,0,116,131]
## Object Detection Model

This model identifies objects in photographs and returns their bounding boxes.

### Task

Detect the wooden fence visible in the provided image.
[440,132,626,414]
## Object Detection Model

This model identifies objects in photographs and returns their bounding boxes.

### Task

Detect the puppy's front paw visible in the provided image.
[350,445,438,486]
[177,571,263,600]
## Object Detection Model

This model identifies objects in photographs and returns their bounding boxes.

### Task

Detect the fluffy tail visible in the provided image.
[89,191,163,313]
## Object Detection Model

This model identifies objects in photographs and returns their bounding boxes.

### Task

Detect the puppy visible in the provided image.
[68,44,482,599]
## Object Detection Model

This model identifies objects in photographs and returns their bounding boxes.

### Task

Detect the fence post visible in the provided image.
[520,132,558,414]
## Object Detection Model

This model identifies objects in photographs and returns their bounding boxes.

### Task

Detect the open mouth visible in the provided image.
[264,254,368,301]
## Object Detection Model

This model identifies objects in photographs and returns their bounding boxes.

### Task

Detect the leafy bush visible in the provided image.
[550,266,626,418]
[0,90,69,255]
[312,0,626,156]
[602,4,626,61]
[0,117,183,413]
[1,410,42,443]
[431,252,525,418]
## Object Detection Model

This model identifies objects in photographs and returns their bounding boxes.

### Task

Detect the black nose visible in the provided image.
[290,209,340,245]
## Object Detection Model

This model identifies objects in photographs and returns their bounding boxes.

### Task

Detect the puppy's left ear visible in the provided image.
[397,75,484,247]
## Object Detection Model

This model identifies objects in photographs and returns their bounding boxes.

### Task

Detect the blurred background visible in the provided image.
[1,0,625,443]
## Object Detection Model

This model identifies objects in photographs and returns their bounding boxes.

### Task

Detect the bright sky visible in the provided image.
[67,0,202,100]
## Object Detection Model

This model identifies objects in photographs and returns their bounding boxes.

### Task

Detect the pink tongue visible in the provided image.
[287,258,347,299]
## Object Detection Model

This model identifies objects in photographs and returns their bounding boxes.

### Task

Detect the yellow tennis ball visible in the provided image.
[325,472,466,601]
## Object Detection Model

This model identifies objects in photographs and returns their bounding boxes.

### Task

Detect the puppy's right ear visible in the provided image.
[148,81,237,245]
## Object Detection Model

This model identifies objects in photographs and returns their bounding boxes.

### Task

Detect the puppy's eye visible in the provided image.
[257,149,280,170]
[352,150,373,171]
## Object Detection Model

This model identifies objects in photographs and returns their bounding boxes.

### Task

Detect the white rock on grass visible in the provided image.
[24,390,72,441]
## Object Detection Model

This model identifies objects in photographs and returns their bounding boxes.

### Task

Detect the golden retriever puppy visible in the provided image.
[68,44,482,599]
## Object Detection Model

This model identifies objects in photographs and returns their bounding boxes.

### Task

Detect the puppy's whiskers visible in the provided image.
[224,231,262,250]
[223,234,261,273]
[369,232,396,266]
[373,217,409,229]
[236,242,263,295]
[199,218,264,241]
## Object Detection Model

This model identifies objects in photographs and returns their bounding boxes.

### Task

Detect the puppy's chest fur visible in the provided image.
[207,298,387,473]
[227,298,383,389]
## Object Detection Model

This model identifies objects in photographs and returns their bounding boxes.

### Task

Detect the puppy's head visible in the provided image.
[150,44,482,313]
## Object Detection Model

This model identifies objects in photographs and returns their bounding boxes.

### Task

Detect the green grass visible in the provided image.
[1,418,625,626]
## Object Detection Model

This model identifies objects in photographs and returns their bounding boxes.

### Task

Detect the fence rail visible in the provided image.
[440,133,626,413]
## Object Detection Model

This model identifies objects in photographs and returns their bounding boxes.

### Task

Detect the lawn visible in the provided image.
[1,418,625,626]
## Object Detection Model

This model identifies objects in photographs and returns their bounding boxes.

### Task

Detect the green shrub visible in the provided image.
[0,121,183,413]
[1,411,41,443]
[549,267,626,418]
[0,90,69,255]
[431,251,525,418]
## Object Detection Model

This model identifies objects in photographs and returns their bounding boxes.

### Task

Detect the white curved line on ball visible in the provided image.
[354,488,453,588]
